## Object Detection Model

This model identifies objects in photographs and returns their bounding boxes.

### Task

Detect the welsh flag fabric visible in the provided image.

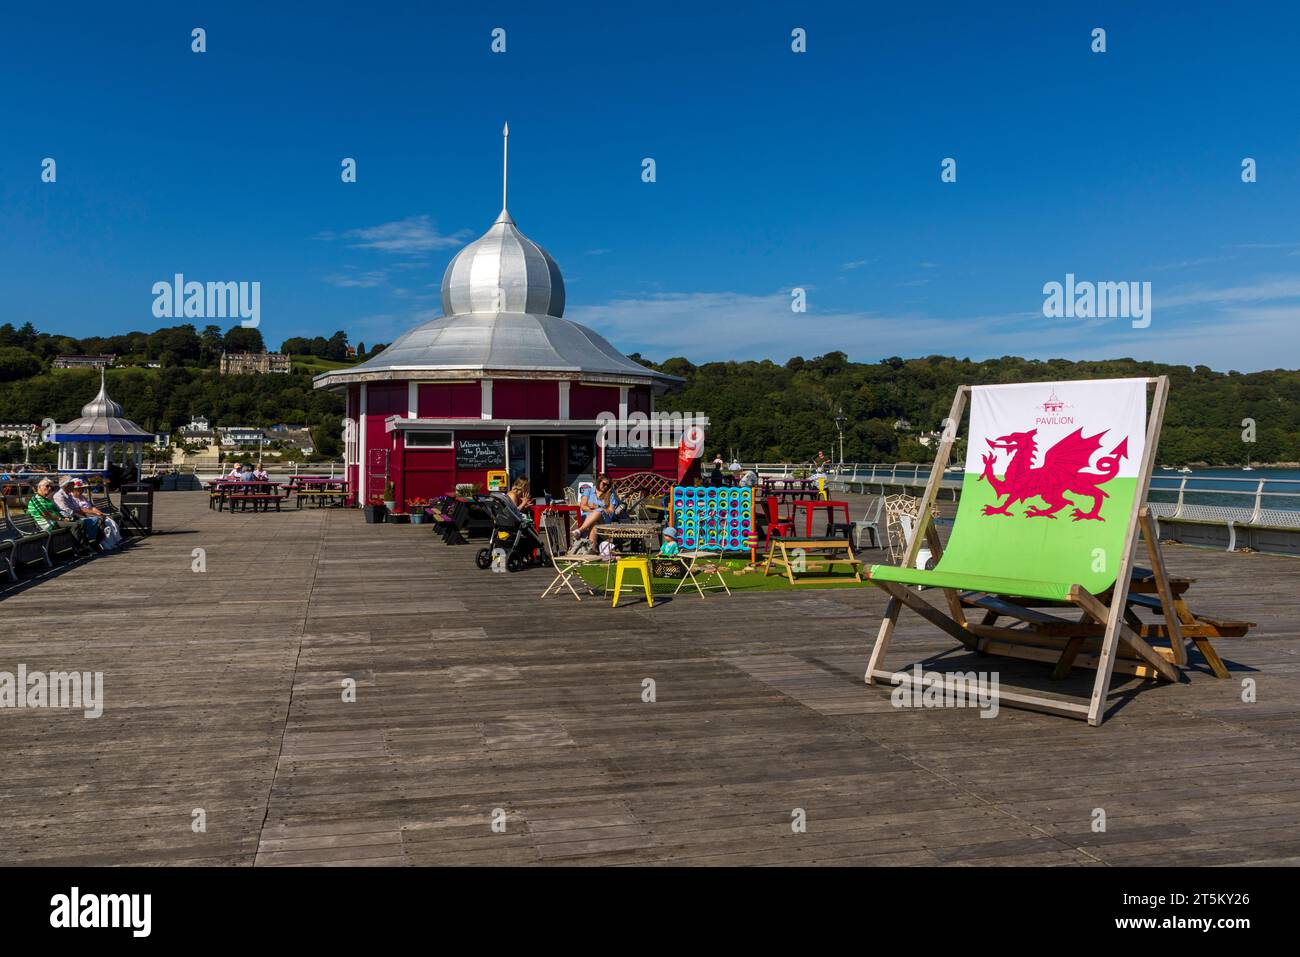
[870,378,1149,601]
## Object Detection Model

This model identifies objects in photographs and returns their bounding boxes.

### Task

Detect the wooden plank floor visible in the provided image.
[1,492,1297,866]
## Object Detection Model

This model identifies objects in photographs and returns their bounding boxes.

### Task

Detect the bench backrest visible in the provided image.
[929,378,1151,594]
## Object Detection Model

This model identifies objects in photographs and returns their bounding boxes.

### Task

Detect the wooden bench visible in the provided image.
[762,537,863,585]
[227,492,286,513]
[295,488,347,508]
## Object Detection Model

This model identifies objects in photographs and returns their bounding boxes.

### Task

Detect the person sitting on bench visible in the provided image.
[28,478,91,550]
[53,476,103,546]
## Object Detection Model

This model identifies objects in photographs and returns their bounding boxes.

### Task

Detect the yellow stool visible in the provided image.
[611,556,654,608]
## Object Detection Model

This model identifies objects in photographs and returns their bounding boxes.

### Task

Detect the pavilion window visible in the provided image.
[404,431,454,449]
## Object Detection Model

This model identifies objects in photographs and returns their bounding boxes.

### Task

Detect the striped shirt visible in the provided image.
[27,494,62,530]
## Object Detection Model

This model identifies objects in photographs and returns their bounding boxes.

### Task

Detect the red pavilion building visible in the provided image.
[314,188,701,507]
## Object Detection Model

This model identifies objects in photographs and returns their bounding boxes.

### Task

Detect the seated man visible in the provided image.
[27,478,90,550]
[53,476,102,545]
[572,473,621,553]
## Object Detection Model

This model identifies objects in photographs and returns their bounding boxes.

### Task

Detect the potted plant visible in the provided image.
[381,481,396,511]
[408,498,431,524]
[363,495,387,524]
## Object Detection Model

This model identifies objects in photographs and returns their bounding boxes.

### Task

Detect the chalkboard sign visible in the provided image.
[456,438,505,470]
[567,438,595,475]
[604,444,653,469]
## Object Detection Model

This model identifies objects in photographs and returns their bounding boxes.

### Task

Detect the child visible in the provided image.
[659,526,680,557]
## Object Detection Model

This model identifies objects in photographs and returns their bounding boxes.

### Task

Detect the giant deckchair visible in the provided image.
[864,376,1243,726]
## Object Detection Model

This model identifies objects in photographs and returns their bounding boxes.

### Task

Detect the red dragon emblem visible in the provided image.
[978,427,1128,521]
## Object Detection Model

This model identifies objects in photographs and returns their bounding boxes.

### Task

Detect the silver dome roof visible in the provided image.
[318,311,677,387]
[55,372,154,440]
[81,375,124,419]
[440,209,565,318]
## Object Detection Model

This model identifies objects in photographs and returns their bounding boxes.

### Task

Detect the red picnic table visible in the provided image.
[207,480,289,512]
[792,499,851,537]
[292,477,349,508]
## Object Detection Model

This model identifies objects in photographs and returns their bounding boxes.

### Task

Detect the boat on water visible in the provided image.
[1178,466,1193,474]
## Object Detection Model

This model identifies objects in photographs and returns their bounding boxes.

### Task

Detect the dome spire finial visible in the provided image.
[501,121,509,214]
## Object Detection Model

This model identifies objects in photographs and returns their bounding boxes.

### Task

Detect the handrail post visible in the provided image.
[1174,478,1186,518]
[1250,480,1264,524]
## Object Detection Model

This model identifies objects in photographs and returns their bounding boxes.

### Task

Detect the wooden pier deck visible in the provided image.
[1,492,1297,866]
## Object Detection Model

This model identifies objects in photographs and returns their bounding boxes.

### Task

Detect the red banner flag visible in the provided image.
[678,425,704,482]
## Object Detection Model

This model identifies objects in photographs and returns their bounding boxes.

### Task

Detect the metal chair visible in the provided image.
[851,495,885,549]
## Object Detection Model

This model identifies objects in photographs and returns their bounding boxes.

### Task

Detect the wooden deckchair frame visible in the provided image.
[865,376,1177,726]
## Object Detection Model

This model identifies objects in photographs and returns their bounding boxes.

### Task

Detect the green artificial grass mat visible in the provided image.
[574,558,866,595]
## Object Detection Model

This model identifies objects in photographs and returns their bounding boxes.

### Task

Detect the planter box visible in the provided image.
[363,504,387,524]
[387,513,410,524]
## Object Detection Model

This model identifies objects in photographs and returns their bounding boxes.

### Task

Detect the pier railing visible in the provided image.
[741,463,1300,550]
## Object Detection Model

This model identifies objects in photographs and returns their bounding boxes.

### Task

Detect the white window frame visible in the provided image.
[404,430,455,449]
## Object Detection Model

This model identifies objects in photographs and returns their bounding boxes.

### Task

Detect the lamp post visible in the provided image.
[833,407,846,467]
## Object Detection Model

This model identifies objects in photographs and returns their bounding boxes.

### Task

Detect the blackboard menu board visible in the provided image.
[567,438,595,474]
[604,444,653,468]
[456,438,505,470]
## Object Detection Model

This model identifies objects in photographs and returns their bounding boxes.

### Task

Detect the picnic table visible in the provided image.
[207,480,290,513]
[762,537,863,585]
[762,478,821,504]
[293,478,349,508]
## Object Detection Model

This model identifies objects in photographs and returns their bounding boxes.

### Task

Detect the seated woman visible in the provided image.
[53,476,102,546]
[506,477,532,511]
[572,473,620,553]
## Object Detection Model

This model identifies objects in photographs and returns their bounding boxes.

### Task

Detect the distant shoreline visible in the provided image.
[1164,463,1300,469]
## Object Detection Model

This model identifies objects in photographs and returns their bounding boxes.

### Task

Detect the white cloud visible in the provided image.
[1158,276,1300,309]
[568,291,1004,362]
[324,270,389,288]
[567,277,1298,371]
[344,215,469,253]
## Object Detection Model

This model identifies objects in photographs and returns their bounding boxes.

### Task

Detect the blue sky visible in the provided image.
[3,1,1299,371]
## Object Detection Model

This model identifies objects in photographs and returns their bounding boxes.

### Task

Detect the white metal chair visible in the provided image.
[670,549,732,598]
[852,495,885,549]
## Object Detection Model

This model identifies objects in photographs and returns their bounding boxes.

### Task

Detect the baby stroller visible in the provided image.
[475,492,548,572]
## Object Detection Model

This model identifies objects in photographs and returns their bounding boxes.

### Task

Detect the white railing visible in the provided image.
[143,461,345,480]
[1146,474,1300,527]
[736,463,1300,525]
